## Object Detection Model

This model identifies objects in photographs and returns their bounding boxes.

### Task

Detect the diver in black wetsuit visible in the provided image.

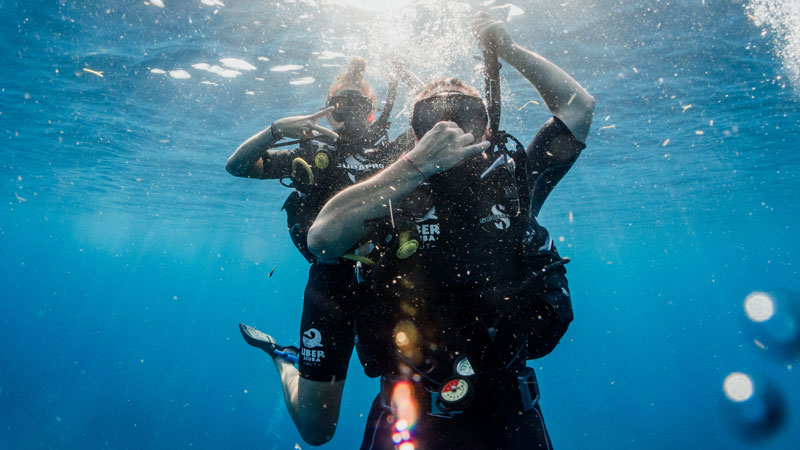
[308,13,595,449]
[226,58,406,445]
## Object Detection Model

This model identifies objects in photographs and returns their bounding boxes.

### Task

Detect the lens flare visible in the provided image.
[723,372,754,402]
[390,381,418,449]
[395,331,409,347]
[395,419,409,432]
[721,373,787,440]
[742,290,800,359]
[745,292,775,323]
[391,382,418,427]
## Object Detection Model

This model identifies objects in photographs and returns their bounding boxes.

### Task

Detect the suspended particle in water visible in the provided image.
[83,68,104,77]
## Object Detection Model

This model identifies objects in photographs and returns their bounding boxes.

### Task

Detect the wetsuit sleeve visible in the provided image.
[297,262,364,381]
[525,117,586,217]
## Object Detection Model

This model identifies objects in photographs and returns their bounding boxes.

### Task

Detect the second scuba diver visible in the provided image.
[307,13,595,449]
[226,58,404,445]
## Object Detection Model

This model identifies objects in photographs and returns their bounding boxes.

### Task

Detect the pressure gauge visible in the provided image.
[454,356,475,377]
[439,377,472,405]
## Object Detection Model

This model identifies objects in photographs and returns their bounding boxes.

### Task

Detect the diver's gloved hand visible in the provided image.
[407,121,490,178]
[271,106,340,141]
[239,323,299,364]
[472,12,515,60]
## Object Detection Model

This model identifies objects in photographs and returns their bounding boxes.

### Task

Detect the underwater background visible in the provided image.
[1,0,799,449]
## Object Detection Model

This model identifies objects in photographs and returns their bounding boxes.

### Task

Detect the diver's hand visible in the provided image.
[271,106,339,140]
[386,56,425,91]
[407,122,490,177]
[472,12,515,60]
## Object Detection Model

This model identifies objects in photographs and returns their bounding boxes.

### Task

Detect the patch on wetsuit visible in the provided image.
[301,328,326,366]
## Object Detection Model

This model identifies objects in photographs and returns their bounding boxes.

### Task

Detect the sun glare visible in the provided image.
[331,0,413,12]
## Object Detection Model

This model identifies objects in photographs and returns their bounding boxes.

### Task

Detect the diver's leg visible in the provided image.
[359,394,394,450]
[296,262,360,382]
[240,321,343,445]
[494,402,553,450]
[290,262,362,444]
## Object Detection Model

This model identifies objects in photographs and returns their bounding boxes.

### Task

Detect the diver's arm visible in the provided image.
[226,107,339,178]
[225,125,284,178]
[308,122,490,259]
[473,13,595,143]
[505,45,595,142]
[387,56,425,92]
[273,358,345,445]
[307,150,425,259]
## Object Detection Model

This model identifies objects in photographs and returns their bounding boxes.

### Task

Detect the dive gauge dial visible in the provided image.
[440,377,472,404]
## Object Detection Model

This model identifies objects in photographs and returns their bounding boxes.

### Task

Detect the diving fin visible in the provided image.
[239,323,299,364]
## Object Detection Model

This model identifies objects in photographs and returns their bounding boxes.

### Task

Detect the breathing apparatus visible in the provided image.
[481,44,529,219]
[277,77,399,191]
[327,89,373,142]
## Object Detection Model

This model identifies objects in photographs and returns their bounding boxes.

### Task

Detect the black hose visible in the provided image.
[482,46,502,151]
[367,76,399,145]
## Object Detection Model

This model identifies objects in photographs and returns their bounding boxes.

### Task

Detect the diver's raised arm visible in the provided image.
[308,122,490,259]
[225,107,339,178]
[386,56,425,92]
[472,13,595,143]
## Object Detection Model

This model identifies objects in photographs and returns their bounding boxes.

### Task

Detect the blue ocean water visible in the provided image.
[1,0,799,449]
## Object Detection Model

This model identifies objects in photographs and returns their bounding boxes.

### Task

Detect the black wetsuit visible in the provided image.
[352,117,584,450]
[261,138,401,381]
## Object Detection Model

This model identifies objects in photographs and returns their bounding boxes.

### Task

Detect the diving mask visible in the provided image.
[411,91,488,140]
[327,90,373,123]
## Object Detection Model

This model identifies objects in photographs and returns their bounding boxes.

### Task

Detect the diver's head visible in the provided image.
[411,78,488,143]
[326,57,376,141]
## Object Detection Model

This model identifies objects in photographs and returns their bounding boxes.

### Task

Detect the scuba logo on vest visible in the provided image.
[301,328,325,366]
[414,206,440,247]
[337,154,385,172]
[479,204,511,230]
[335,154,385,185]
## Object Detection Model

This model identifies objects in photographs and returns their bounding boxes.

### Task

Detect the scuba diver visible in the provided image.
[307,13,595,449]
[226,58,407,445]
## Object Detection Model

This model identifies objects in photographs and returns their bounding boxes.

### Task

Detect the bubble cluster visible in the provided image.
[747,0,800,93]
